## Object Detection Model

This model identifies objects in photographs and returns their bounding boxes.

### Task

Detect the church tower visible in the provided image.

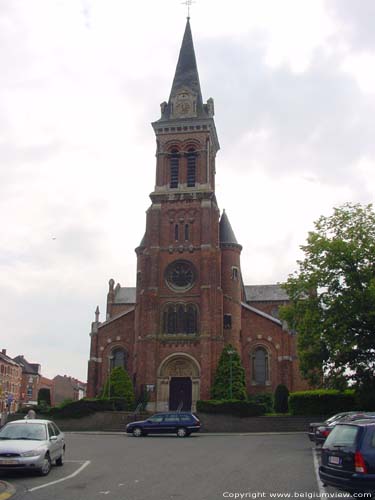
[133,19,238,410]
[86,17,310,404]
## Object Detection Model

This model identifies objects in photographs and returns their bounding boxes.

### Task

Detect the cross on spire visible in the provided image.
[182,0,195,19]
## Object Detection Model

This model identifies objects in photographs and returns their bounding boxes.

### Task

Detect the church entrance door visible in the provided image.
[169,377,192,411]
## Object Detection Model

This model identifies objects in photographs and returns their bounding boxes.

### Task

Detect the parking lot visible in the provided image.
[2,432,335,500]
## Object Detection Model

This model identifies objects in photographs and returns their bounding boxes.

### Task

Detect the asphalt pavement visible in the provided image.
[1,432,331,500]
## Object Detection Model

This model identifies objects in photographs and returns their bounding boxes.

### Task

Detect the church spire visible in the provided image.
[168,18,203,110]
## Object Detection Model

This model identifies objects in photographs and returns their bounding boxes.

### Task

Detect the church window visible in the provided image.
[175,224,179,241]
[165,260,195,291]
[170,150,179,188]
[163,303,198,334]
[232,267,239,280]
[184,224,189,241]
[223,314,232,329]
[110,348,128,371]
[252,347,269,384]
[187,149,197,187]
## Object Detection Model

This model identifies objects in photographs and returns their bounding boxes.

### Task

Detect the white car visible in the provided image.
[0,419,65,476]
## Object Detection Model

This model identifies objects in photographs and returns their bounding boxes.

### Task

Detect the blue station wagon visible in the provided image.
[319,420,375,495]
[126,412,201,437]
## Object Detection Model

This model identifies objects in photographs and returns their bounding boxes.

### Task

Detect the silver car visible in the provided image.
[0,419,65,476]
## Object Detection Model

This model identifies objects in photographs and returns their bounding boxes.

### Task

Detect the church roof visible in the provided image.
[219,210,241,247]
[244,284,289,302]
[113,287,136,304]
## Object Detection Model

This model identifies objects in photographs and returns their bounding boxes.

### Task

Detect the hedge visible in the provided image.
[47,398,135,419]
[289,390,356,416]
[197,400,265,417]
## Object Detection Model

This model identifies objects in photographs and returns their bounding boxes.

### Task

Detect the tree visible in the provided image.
[280,203,375,389]
[211,345,247,400]
[102,366,135,408]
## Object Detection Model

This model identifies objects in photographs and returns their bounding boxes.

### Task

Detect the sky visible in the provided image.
[1,0,375,382]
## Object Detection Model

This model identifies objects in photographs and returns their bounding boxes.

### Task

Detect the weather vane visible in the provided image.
[182,0,195,19]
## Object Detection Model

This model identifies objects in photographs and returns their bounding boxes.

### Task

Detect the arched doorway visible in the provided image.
[156,354,200,412]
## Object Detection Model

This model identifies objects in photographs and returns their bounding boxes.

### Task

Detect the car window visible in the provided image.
[0,423,47,441]
[52,423,61,435]
[48,423,56,437]
[164,414,178,422]
[148,415,164,423]
[324,424,359,448]
[179,415,192,422]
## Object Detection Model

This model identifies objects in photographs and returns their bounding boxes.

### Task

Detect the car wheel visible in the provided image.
[133,427,143,437]
[176,427,187,438]
[39,454,52,476]
[56,447,65,466]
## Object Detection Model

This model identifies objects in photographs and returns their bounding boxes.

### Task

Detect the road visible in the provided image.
[2,432,332,500]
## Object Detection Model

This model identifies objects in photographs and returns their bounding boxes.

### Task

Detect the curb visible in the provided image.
[0,481,16,500]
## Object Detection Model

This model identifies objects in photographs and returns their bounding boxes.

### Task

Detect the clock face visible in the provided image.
[166,260,195,290]
[176,100,191,115]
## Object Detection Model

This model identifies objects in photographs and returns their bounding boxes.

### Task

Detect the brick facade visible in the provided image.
[0,349,22,413]
[87,20,310,408]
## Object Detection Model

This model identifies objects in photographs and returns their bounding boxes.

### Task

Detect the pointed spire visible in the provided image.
[95,306,100,323]
[219,210,242,249]
[169,19,203,105]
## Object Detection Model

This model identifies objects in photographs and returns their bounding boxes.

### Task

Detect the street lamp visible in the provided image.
[227,349,235,399]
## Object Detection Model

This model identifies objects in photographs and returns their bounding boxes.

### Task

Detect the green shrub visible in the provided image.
[289,390,356,416]
[48,397,136,419]
[211,345,247,400]
[248,392,273,413]
[196,400,265,417]
[102,367,135,408]
[274,385,289,413]
[355,377,375,411]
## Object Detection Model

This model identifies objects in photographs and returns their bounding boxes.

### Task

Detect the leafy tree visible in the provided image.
[102,366,135,408]
[211,345,247,400]
[37,388,51,407]
[280,203,375,390]
[274,384,289,413]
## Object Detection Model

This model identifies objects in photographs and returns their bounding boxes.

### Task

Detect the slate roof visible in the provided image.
[0,351,21,367]
[113,287,136,304]
[160,18,205,121]
[244,284,289,302]
[13,355,40,375]
[219,210,241,247]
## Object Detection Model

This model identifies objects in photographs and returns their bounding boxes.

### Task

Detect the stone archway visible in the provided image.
[156,353,200,412]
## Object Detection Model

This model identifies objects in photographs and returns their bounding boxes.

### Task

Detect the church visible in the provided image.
[87,19,308,410]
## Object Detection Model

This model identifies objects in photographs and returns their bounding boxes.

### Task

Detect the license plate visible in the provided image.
[328,456,342,465]
[0,459,18,465]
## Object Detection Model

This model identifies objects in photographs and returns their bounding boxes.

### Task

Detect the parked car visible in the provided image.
[126,412,201,437]
[319,420,375,495]
[315,413,375,445]
[308,412,358,442]
[0,419,65,476]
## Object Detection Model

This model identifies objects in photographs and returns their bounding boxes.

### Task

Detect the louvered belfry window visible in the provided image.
[187,149,196,187]
[170,149,179,188]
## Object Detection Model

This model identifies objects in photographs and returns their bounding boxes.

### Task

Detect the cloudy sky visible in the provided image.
[1,0,375,382]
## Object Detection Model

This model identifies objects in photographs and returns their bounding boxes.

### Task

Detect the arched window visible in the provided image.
[184,224,189,241]
[252,347,269,384]
[110,348,128,370]
[187,149,197,187]
[170,149,179,188]
[163,304,198,334]
[175,224,179,241]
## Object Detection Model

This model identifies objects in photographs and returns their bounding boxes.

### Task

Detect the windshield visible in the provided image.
[0,423,47,441]
[323,424,359,448]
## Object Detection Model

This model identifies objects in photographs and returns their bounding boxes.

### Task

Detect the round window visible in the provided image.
[165,260,195,291]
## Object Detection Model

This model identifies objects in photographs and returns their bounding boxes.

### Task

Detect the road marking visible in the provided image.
[312,447,327,495]
[28,460,91,492]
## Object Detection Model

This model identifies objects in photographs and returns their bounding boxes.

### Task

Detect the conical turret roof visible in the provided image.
[219,210,242,248]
